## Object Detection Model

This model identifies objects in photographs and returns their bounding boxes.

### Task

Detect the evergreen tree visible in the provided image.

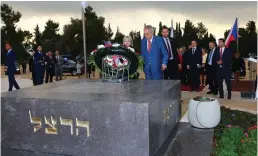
[41,19,60,52]
[1,3,29,63]
[113,26,125,43]
[158,21,162,36]
[33,24,42,47]
[105,23,113,41]
[197,22,208,39]
[182,20,198,47]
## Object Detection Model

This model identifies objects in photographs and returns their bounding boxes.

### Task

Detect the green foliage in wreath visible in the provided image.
[89,44,144,78]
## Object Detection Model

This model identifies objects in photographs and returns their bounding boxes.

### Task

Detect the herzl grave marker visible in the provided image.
[1,79,181,156]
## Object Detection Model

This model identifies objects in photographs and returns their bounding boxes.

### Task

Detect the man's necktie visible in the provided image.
[192,48,195,54]
[208,50,213,64]
[220,48,223,59]
[166,38,172,59]
[148,40,151,52]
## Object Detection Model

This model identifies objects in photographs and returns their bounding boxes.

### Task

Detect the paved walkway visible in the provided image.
[1,78,33,93]
[180,83,257,122]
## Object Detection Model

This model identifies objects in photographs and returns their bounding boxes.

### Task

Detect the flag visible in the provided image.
[225,18,238,47]
[170,20,174,38]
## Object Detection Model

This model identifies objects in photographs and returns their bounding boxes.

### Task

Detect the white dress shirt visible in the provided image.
[7,49,12,56]
[220,47,225,56]
[192,47,196,54]
[162,37,173,59]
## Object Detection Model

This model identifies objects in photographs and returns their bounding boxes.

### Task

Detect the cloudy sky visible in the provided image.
[2,1,257,39]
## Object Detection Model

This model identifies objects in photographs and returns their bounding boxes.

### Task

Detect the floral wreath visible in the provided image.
[89,42,144,78]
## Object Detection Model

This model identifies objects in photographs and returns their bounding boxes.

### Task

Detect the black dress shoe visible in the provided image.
[228,96,231,100]
[213,92,218,95]
[219,96,224,99]
[207,91,213,94]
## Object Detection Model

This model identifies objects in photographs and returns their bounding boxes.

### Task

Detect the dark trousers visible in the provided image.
[189,67,200,90]
[8,74,20,91]
[22,65,26,74]
[163,59,180,80]
[35,67,44,85]
[207,65,218,93]
[32,69,36,85]
[217,70,231,98]
[45,68,54,83]
[179,71,184,83]
[182,67,189,85]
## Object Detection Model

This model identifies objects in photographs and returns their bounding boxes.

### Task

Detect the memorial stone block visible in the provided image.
[1,79,181,156]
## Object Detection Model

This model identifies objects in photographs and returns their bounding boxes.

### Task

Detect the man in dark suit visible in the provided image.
[186,40,202,92]
[206,41,218,95]
[215,38,233,99]
[45,52,55,83]
[29,51,36,85]
[53,50,64,81]
[161,26,181,80]
[34,45,45,85]
[5,42,20,91]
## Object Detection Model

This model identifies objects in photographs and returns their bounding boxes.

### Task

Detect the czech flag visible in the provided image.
[225,18,238,47]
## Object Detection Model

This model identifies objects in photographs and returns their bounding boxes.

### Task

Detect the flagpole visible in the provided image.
[236,17,239,53]
[81,2,87,77]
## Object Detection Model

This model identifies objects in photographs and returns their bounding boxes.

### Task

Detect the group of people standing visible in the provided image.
[5,25,239,100]
[141,25,233,100]
[29,45,64,86]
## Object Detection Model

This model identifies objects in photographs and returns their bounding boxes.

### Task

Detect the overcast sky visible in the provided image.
[2,1,257,39]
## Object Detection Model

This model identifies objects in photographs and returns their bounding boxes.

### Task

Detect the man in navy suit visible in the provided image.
[215,38,233,99]
[186,40,202,91]
[161,26,181,80]
[206,41,218,95]
[5,42,20,91]
[141,25,168,80]
[34,45,45,85]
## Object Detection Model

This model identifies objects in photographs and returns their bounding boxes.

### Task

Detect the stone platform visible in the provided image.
[1,79,181,156]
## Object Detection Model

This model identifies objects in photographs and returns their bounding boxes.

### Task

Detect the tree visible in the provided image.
[62,18,83,56]
[158,21,162,36]
[153,27,157,36]
[246,21,257,57]
[113,26,125,43]
[19,30,33,49]
[41,19,60,52]
[33,24,42,47]
[182,20,198,46]
[1,3,29,63]
[197,22,208,39]
[105,23,113,41]
[61,6,111,57]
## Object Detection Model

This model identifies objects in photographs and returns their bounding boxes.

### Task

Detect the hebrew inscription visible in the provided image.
[163,104,173,124]
[29,110,90,137]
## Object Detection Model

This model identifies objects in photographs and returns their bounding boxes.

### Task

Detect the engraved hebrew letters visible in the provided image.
[29,110,42,132]
[29,110,90,137]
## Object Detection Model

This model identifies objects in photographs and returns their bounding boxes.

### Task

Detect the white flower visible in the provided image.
[128,47,135,52]
[97,45,105,49]
[112,43,120,47]
[91,52,94,55]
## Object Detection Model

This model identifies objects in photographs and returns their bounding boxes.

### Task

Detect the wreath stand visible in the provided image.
[101,57,130,83]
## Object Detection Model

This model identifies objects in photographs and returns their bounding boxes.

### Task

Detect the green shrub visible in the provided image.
[239,129,257,156]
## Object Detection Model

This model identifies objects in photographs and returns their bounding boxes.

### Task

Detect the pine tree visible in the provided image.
[105,23,113,41]
[158,21,162,36]
[34,24,42,47]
